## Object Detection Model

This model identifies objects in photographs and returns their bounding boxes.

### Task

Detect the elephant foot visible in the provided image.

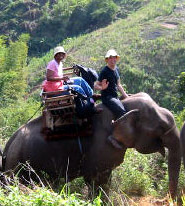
[107,135,123,150]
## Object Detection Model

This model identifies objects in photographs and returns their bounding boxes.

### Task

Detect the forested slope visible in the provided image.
[28,0,185,111]
[1,1,185,204]
[0,0,147,55]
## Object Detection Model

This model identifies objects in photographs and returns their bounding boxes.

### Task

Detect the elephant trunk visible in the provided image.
[166,128,181,199]
[168,148,181,199]
[160,124,181,199]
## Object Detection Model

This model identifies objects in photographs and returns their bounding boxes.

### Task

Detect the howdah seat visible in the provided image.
[41,65,96,139]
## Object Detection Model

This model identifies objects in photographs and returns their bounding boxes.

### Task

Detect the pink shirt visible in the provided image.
[46,59,63,78]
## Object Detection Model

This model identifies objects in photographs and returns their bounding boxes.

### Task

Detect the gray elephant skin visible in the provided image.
[1,92,181,198]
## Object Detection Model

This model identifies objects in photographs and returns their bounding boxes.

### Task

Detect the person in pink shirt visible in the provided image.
[45,46,93,97]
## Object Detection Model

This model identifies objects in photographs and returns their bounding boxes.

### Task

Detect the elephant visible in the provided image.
[1,92,181,199]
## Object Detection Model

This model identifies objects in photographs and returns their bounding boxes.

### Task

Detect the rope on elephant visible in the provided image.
[72,116,83,154]
[25,103,43,124]
[20,103,43,137]
[161,124,176,137]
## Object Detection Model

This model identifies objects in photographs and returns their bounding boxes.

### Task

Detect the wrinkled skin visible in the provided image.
[2,92,180,199]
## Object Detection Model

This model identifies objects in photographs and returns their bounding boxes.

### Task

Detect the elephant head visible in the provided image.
[108,94,181,199]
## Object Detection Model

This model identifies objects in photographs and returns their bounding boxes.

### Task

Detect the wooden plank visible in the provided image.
[47,105,76,111]
[42,90,71,96]
[63,67,73,71]
[45,101,74,106]
[45,101,74,107]
[45,95,75,102]
[63,67,75,77]
[63,72,74,76]
[45,96,74,102]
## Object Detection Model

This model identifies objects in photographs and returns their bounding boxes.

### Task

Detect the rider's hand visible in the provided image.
[102,79,109,90]
[62,76,70,82]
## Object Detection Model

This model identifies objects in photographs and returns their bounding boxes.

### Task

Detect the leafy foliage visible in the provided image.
[0,183,102,206]
[0,99,41,140]
[87,0,118,28]
[112,149,168,197]
[0,34,43,141]
[0,0,148,55]
[0,34,29,106]
[1,0,185,203]
[176,72,185,102]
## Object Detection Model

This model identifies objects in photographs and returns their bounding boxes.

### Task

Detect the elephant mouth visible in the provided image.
[107,135,124,150]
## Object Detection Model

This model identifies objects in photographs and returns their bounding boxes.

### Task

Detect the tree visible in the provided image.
[87,0,118,28]
[0,34,30,106]
[175,72,185,103]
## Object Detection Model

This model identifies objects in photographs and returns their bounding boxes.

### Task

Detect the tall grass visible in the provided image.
[1,0,185,205]
[0,184,102,206]
[0,150,183,205]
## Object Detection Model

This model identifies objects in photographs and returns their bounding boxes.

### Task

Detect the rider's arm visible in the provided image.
[94,81,102,90]
[46,69,69,81]
[117,79,128,99]
[94,79,109,90]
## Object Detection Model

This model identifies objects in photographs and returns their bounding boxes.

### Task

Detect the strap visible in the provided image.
[73,116,83,155]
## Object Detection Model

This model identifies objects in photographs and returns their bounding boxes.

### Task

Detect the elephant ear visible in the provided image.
[112,109,140,126]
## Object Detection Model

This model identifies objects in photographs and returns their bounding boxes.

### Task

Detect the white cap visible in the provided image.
[105,49,120,61]
[54,46,66,57]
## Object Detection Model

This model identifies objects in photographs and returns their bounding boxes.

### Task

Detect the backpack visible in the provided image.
[74,96,95,118]
[70,88,95,118]
[74,64,98,89]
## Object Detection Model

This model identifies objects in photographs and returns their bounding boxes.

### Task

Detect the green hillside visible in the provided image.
[1,0,185,205]
[28,0,185,111]
[0,0,147,55]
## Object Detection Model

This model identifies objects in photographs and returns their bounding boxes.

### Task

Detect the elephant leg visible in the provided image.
[84,169,112,200]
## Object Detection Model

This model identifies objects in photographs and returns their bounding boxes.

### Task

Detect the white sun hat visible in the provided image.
[54,46,66,57]
[105,49,120,61]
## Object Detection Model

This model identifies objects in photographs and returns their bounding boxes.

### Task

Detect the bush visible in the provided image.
[0,98,41,140]
[111,149,169,197]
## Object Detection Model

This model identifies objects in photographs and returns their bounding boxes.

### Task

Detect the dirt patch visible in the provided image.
[128,196,176,206]
[160,22,178,29]
[142,1,185,40]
